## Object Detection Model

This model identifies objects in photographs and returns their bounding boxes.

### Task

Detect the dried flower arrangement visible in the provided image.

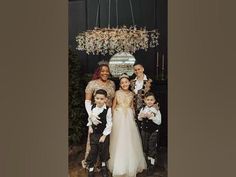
[76,26,159,55]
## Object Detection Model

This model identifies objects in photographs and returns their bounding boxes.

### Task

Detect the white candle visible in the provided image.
[156,51,159,67]
[156,51,159,78]
[162,54,164,70]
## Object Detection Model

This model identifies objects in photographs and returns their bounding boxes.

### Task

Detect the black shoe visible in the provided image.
[88,170,95,177]
[101,166,109,177]
[147,164,155,176]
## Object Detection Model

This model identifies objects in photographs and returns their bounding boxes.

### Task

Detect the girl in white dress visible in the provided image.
[108,73,147,177]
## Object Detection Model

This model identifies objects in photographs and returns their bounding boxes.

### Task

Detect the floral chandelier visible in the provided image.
[76,0,159,55]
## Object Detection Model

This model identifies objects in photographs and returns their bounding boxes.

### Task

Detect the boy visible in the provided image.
[130,63,159,132]
[138,92,161,176]
[86,89,112,177]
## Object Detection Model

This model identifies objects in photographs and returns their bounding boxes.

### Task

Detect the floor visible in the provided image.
[69,145,167,177]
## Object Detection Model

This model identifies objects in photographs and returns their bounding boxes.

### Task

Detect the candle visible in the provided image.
[156,51,159,78]
[162,54,164,70]
[156,51,159,67]
[161,54,165,80]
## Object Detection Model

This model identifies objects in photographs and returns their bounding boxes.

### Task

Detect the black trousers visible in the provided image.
[141,130,159,158]
[86,133,110,168]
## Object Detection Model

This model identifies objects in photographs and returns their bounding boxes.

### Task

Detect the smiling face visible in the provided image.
[133,64,144,78]
[94,93,107,107]
[144,95,156,107]
[99,65,110,81]
[120,77,130,91]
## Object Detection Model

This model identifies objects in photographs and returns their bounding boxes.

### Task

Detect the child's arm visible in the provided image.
[148,108,162,125]
[153,103,160,110]
[112,94,117,114]
[138,108,145,121]
[100,108,112,142]
[131,98,134,109]
[130,99,136,116]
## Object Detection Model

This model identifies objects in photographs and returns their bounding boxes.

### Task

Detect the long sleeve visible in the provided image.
[103,108,112,136]
[85,100,92,126]
[138,107,144,120]
[149,108,162,125]
[85,100,92,115]
[86,116,92,126]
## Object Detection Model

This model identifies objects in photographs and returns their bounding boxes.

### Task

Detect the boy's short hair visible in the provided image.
[133,62,144,67]
[95,89,107,97]
[144,92,156,99]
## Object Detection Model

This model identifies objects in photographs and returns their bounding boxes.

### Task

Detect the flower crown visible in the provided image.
[119,73,129,80]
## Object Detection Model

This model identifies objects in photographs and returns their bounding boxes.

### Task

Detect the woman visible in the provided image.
[82,62,116,169]
[85,63,115,108]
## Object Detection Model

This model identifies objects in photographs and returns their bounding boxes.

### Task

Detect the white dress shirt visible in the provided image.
[87,104,112,136]
[134,74,148,94]
[138,105,161,125]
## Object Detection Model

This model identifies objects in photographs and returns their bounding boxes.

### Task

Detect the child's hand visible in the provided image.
[138,112,144,120]
[99,135,106,143]
[139,112,146,118]
[138,115,143,121]
[153,103,160,110]
[146,112,154,118]
[88,126,93,134]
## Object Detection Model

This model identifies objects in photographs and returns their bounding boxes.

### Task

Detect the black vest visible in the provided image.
[141,118,160,133]
[91,105,108,134]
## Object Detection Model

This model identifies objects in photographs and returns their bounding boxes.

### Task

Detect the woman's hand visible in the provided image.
[90,113,102,125]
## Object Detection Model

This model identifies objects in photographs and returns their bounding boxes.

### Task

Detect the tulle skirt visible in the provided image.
[108,107,147,177]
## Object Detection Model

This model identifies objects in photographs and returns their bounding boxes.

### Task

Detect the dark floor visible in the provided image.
[69,145,167,177]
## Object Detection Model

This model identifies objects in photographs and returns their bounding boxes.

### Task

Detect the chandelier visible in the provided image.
[76,0,159,55]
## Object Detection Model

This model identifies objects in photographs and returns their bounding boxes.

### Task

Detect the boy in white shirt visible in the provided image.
[138,92,161,176]
[86,89,112,177]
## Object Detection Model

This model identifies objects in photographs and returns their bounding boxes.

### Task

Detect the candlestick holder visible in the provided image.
[161,68,165,80]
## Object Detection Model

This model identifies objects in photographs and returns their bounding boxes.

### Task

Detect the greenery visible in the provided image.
[69,48,90,146]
